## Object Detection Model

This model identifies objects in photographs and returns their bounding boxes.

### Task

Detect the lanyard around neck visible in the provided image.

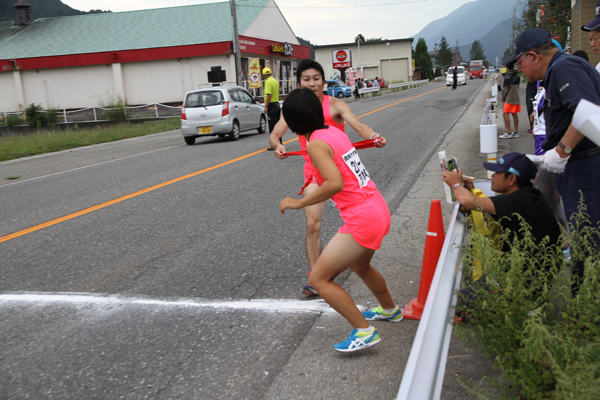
[540,52,563,109]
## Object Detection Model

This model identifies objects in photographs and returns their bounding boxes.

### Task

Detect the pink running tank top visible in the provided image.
[299,95,345,179]
[308,126,377,210]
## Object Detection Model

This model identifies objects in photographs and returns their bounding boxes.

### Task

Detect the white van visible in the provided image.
[446,67,467,86]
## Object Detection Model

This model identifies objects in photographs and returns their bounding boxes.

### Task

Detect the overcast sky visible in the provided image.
[62,0,474,45]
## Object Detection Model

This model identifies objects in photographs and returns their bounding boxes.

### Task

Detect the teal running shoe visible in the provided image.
[362,306,403,322]
[334,327,380,353]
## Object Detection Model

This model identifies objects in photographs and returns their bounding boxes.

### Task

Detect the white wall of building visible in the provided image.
[314,40,413,83]
[0,55,238,112]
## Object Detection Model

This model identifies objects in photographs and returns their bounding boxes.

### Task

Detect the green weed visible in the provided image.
[454,202,600,399]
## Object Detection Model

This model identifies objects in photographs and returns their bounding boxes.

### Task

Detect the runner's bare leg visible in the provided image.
[303,182,325,270]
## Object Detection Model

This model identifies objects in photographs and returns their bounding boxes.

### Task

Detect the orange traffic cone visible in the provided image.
[403,199,445,320]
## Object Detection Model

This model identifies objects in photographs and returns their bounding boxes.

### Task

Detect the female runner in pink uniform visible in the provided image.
[279,88,402,352]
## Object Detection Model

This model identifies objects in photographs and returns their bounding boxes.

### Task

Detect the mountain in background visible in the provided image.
[413,0,519,64]
[0,0,109,21]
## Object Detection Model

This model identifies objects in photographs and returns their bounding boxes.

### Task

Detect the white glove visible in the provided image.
[541,148,569,173]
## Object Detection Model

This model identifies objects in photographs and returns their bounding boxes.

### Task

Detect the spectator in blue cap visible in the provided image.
[506,28,600,295]
[581,0,600,74]
[443,152,561,251]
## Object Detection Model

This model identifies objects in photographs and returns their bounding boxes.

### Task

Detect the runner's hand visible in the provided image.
[371,133,387,148]
[275,145,288,159]
[279,197,302,214]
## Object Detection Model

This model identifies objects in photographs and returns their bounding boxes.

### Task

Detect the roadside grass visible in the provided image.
[0,118,180,162]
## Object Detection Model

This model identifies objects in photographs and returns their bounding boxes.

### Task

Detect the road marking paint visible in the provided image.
[0,292,346,314]
[0,147,266,244]
[1,85,444,244]
[0,144,182,188]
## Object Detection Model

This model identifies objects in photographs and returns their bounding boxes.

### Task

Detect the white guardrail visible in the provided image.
[388,79,430,90]
[397,203,467,400]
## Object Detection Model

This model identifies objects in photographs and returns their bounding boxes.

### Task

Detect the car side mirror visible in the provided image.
[254,97,261,104]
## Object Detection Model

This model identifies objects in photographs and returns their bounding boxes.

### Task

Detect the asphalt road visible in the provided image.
[0,79,487,400]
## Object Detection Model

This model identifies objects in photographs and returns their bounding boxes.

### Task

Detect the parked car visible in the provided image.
[445,66,467,86]
[180,86,266,145]
[325,79,352,98]
[375,78,386,88]
[364,79,374,88]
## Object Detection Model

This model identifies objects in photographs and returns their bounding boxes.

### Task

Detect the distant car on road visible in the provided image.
[180,86,266,145]
[325,79,352,98]
[446,66,467,86]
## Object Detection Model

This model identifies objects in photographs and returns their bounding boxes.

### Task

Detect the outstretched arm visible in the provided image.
[333,100,387,148]
[442,169,495,213]
[279,140,343,214]
[269,116,290,158]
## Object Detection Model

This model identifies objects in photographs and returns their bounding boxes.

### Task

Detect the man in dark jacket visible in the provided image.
[452,67,458,90]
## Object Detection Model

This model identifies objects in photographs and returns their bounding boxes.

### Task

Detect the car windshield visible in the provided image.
[449,67,465,74]
[186,91,224,107]
[330,80,345,87]
[471,66,482,71]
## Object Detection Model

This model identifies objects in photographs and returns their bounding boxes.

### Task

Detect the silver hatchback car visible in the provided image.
[180,86,267,145]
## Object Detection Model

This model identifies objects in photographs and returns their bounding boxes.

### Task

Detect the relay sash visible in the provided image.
[284,139,381,195]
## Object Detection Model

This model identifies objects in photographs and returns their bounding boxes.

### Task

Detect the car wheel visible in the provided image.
[229,121,240,141]
[184,136,196,145]
[257,114,267,134]
[337,92,344,98]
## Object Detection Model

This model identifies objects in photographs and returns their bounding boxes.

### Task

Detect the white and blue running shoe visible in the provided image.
[362,306,403,322]
[334,327,380,353]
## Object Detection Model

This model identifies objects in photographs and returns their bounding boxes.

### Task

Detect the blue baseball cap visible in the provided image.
[503,29,551,65]
[582,0,600,31]
[483,153,537,181]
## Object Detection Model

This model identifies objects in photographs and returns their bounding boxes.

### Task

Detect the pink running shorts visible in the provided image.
[338,191,390,250]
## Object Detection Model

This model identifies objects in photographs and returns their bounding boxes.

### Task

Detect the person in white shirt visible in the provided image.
[581,0,600,74]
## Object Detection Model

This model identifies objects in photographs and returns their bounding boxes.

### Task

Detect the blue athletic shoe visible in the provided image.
[302,283,318,296]
[362,306,403,322]
[333,327,380,353]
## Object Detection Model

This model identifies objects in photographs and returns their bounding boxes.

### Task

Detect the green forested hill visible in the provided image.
[0,0,109,21]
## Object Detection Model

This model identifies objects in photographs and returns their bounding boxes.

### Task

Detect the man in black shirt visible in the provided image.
[443,153,561,310]
[443,152,561,249]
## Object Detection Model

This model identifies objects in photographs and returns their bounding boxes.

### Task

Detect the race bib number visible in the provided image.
[342,147,370,188]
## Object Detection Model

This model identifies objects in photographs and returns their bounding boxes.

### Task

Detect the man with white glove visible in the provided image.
[505,28,600,295]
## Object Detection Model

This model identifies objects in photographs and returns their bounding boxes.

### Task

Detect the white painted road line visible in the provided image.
[0,292,354,314]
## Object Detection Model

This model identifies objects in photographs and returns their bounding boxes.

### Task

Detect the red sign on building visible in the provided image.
[332,48,352,69]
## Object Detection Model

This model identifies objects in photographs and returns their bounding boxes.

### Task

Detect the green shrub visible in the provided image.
[98,97,127,122]
[24,103,47,128]
[6,114,23,127]
[454,203,600,399]
[45,109,59,127]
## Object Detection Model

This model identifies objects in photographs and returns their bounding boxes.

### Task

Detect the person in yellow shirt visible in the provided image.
[263,68,281,139]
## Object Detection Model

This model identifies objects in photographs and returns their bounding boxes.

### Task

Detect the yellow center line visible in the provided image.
[1,85,445,244]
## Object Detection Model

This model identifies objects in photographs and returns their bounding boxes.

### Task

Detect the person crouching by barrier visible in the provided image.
[279,88,402,352]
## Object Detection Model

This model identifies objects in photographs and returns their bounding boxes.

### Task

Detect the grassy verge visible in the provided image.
[0,118,180,162]
[454,206,600,399]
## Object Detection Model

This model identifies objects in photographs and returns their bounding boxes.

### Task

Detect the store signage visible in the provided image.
[333,48,351,69]
[271,43,294,56]
[249,58,261,89]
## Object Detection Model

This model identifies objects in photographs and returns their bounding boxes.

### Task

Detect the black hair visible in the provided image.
[504,172,532,188]
[506,62,515,70]
[296,59,325,84]
[573,50,590,62]
[282,88,324,135]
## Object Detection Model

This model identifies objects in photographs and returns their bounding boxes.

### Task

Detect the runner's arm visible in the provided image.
[334,100,387,148]
[279,140,342,214]
[269,116,290,159]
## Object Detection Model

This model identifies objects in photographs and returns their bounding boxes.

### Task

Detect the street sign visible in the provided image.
[333,48,352,69]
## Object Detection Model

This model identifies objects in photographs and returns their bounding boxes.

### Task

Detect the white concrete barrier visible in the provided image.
[397,203,467,400]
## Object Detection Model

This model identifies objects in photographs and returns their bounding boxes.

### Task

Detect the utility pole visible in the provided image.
[230,0,243,86]
[455,39,459,66]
